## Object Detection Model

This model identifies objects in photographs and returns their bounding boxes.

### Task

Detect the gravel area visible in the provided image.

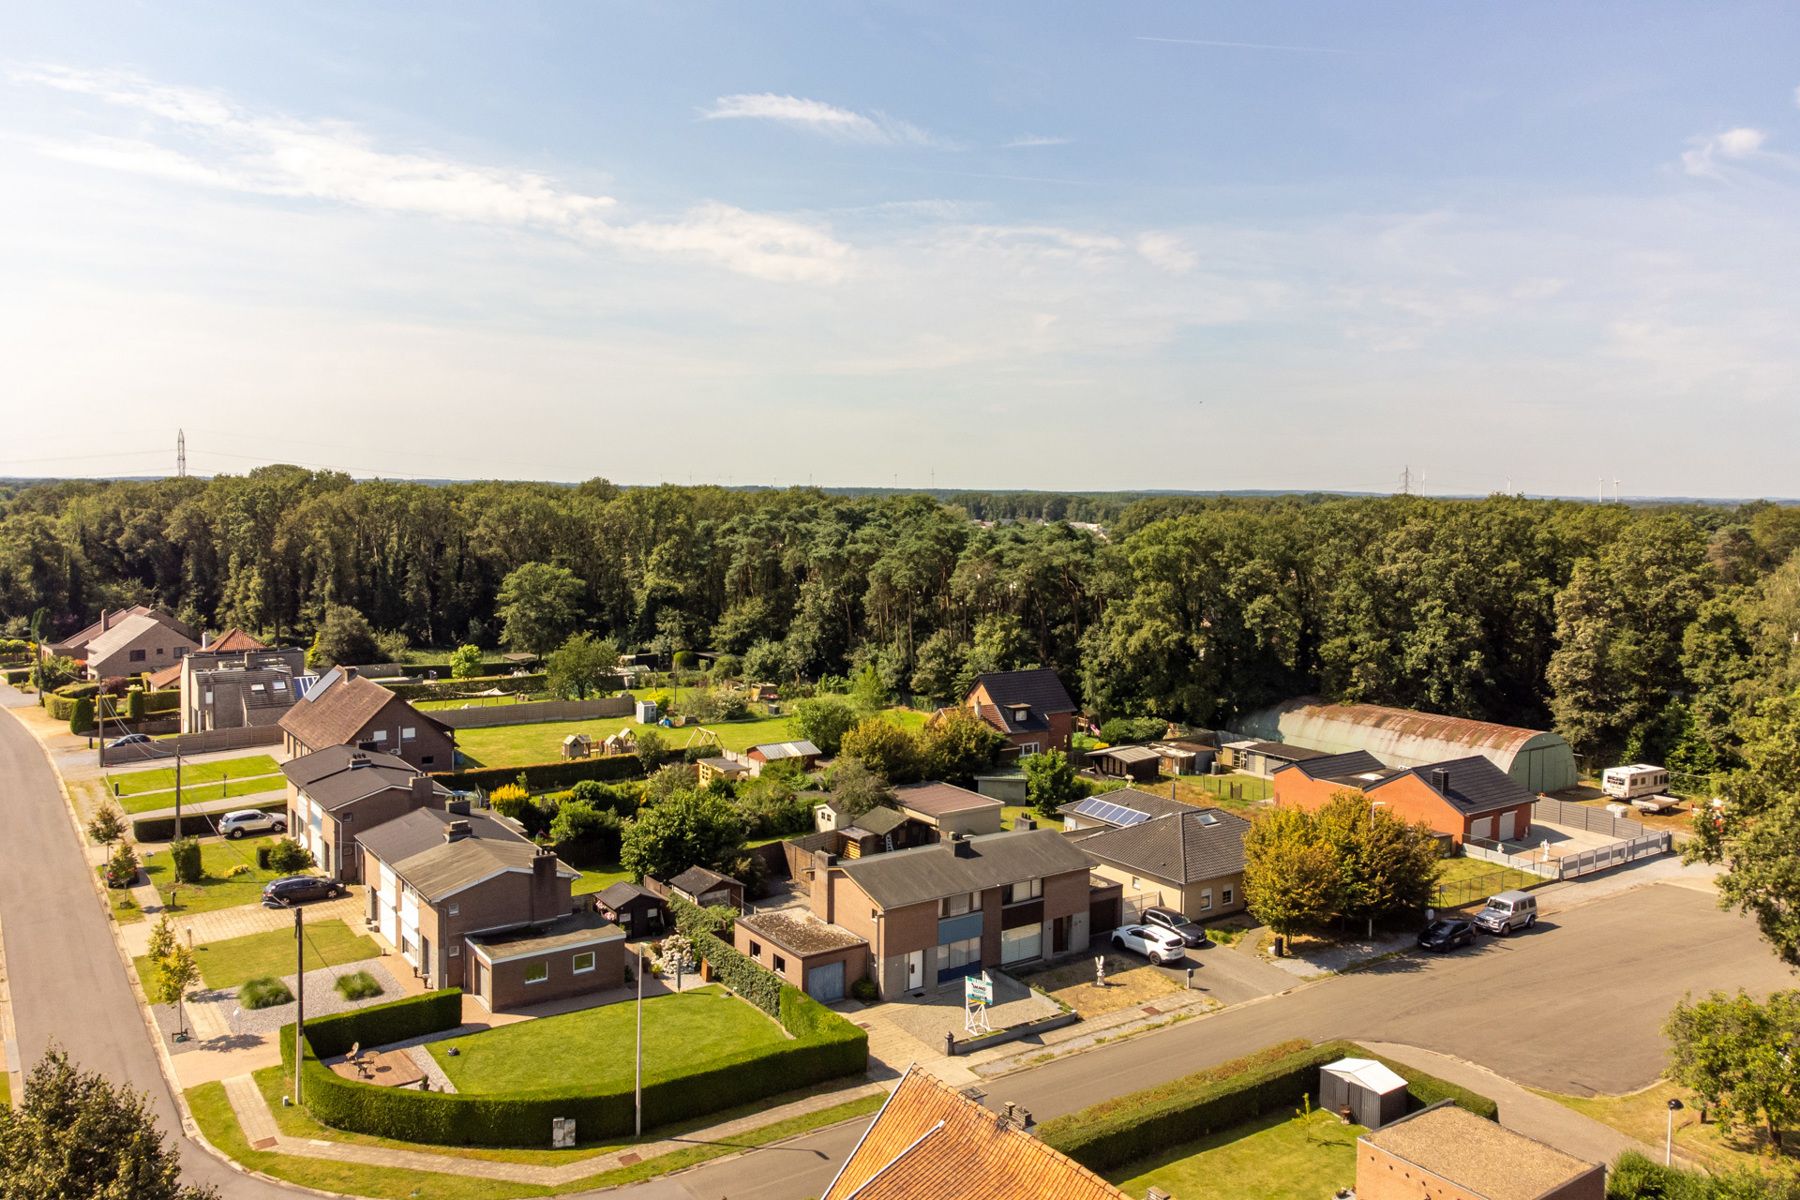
[405,1043,457,1093]
[216,957,404,1036]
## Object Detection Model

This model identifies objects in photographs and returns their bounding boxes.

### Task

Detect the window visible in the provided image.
[1130,877,1141,891]
[572,951,595,974]
[204,690,213,705]
[448,944,460,957]
[941,893,975,917]
[422,755,435,766]
[129,649,146,663]
[942,936,981,970]
[154,647,165,656]
[272,679,287,692]
[370,729,387,742]
[748,941,762,959]
[1017,741,1040,755]
[772,954,787,973]
[1222,887,1234,906]
[1001,923,1043,964]
[1005,878,1042,905]
[1197,889,1214,911]
[524,962,548,984]
[402,726,417,740]
[251,683,265,693]
[447,903,459,916]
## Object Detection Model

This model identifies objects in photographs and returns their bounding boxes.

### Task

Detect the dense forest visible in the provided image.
[3,469,1799,778]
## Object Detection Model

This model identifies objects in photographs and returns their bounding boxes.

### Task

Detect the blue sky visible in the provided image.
[3,3,1798,495]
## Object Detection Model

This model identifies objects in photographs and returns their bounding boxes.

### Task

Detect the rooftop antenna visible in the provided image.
[176,429,187,478]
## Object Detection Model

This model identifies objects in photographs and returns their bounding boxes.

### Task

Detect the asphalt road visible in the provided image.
[3,691,1793,1199]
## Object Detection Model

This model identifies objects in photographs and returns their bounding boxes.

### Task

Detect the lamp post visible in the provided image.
[1665,1097,1684,1166]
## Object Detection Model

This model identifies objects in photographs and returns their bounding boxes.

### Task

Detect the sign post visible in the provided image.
[963,971,993,1036]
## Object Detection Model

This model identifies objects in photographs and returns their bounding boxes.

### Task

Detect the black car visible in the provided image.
[262,875,344,906]
[1142,906,1210,948]
[1418,918,1476,953]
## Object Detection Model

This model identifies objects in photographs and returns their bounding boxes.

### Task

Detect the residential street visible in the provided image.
[3,690,1794,1200]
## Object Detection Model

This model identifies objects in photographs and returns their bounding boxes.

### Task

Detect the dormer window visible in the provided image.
[1008,704,1030,722]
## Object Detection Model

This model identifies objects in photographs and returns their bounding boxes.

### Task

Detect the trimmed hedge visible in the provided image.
[434,755,644,794]
[284,982,865,1147]
[1037,1037,1496,1173]
[142,689,180,714]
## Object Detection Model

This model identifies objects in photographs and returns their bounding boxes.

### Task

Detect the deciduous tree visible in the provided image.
[546,633,618,700]
[620,788,747,882]
[1024,750,1082,819]
[1665,990,1800,1151]
[495,562,584,657]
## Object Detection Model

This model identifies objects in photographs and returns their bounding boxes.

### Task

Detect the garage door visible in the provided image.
[1497,811,1517,841]
[807,961,845,1003]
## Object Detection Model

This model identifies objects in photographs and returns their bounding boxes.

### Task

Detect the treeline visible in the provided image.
[4,469,1800,772]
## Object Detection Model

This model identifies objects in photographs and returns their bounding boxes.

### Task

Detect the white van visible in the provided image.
[1603,764,1668,801]
[1473,890,1538,936]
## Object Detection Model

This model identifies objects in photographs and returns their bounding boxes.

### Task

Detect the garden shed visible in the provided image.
[1320,1057,1409,1129]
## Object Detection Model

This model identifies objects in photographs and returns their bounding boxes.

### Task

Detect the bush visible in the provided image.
[68,696,94,735]
[434,755,643,794]
[125,688,146,721]
[103,842,139,889]
[850,978,879,1003]
[225,863,252,879]
[266,838,316,873]
[240,976,294,1010]
[132,800,285,845]
[141,689,180,714]
[333,971,384,1001]
[169,837,203,884]
[1036,1038,1496,1173]
[255,844,272,870]
[383,672,549,702]
[1099,716,1164,745]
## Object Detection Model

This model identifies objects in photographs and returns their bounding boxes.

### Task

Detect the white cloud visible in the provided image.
[1136,232,1196,274]
[1681,126,1769,177]
[1004,134,1070,148]
[12,64,850,281]
[700,93,938,147]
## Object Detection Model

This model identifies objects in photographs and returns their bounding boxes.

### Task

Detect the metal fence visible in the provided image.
[1557,833,1671,880]
[1191,773,1273,804]
[1532,797,1652,839]
[1432,866,1547,909]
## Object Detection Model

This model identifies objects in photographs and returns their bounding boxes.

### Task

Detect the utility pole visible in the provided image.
[173,746,183,841]
[1399,466,1413,496]
[634,944,644,1138]
[176,429,187,478]
[293,906,305,1105]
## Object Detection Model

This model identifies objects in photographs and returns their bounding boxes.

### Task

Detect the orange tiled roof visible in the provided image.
[146,663,184,690]
[208,627,267,653]
[822,1067,1128,1200]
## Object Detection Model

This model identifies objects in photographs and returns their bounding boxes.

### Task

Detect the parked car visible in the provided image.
[219,809,287,839]
[1141,906,1210,948]
[1417,918,1476,953]
[1110,924,1188,965]
[107,733,153,747]
[1472,890,1538,936]
[262,875,343,906]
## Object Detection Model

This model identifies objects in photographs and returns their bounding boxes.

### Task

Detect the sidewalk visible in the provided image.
[218,1069,888,1187]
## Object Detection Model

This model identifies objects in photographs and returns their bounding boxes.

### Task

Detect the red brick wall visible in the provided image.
[1272,771,1360,813]
[1358,1144,1604,1200]
[482,938,625,1011]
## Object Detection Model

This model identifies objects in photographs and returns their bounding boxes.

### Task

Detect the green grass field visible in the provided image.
[430,986,786,1094]
[141,835,285,915]
[114,775,286,814]
[188,920,380,991]
[573,864,632,896]
[1433,857,1549,908]
[108,754,282,797]
[1107,1108,1363,1199]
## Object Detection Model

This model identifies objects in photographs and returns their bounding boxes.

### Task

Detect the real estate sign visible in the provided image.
[965,972,993,1007]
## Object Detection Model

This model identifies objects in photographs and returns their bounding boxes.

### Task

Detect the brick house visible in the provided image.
[41,606,194,667]
[1274,752,1537,845]
[357,807,620,1011]
[81,612,200,681]
[958,668,1078,756]
[281,745,452,882]
[808,828,1093,998]
[278,665,455,771]
[735,910,869,1003]
[179,646,308,733]
[1357,1103,1603,1200]
[1070,806,1249,921]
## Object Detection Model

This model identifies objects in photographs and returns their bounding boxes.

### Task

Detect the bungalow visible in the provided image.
[808,828,1094,998]
[1071,807,1250,921]
[1221,738,1333,778]
[281,745,452,882]
[278,665,455,771]
[82,612,200,681]
[1273,753,1537,846]
[892,780,1005,838]
[957,668,1078,756]
[593,881,668,939]
[356,807,619,1011]
[735,911,870,1003]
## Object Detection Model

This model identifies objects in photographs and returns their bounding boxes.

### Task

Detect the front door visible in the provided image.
[1052,916,1069,954]
[420,936,431,983]
[905,950,923,990]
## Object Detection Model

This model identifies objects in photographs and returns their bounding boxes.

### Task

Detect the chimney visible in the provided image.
[1015,813,1036,831]
[100,608,112,631]
[1145,1189,1172,1200]
[1001,1101,1017,1126]
[530,848,560,925]
[348,752,371,770]
[444,819,472,843]
[445,795,470,816]
[949,831,975,858]
[411,775,436,808]
[1429,767,1451,795]
[342,665,359,680]
[811,848,836,922]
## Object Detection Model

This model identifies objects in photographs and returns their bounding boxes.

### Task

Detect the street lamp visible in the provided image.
[1665,1097,1684,1165]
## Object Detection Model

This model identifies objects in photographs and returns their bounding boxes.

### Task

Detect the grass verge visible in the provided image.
[108,754,282,796]
[1530,1079,1800,1174]
[1106,1107,1362,1199]
[141,835,285,915]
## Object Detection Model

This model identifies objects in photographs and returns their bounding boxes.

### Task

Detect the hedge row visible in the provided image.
[1037,1037,1496,1173]
[284,983,866,1147]
[298,988,464,1058]
[433,755,644,793]
[668,895,783,1017]
[131,799,285,844]
[142,689,180,714]
[382,673,550,702]
[3,667,32,685]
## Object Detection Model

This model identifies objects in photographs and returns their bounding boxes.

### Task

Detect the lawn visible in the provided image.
[452,706,926,769]
[572,864,631,896]
[141,835,287,914]
[113,776,286,815]
[430,985,787,1094]
[1107,1108,1363,1200]
[108,754,282,796]
[1432,857,1548,909]
[1171,773,1274,809]
[1013,954,1188,1019]
[1533,1079,1798,1174]
[187,919,380,990]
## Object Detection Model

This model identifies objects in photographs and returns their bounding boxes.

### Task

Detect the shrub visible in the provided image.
[266,838,315,874]
[255,844,272,870]
[225,864,253,879]
[433,755,643,794]
[68,696,94,735]
[850,978,879,1003]
[240,976,295,1009]
[125,688,146,721]
[169,837,203,884]
[1099,716,1164,745]
[333,971,384,1001]
[103,842,139,889]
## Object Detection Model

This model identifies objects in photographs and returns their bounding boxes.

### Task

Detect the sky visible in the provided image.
[2,2,1798,497]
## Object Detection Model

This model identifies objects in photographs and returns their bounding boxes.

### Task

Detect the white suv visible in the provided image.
[1110,924,1188,965]
[218,810,288,840]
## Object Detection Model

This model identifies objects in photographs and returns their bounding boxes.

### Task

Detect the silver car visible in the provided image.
[218,809,288,840]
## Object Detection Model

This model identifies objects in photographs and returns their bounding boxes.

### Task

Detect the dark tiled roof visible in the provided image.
[1073,808,1249,886]
[1231,739,1331,761]
[1057,788,1195,825]
[356,807,561,903]
[839,829,1091,910]
[281,745,443,811]
[971,668,1077,715]
[847,806,909,836]
[278,668,447,751]
[596,882,661,910]
[737,911,866,957]
[1370,755,1537,816]
[893,781,1002,819]
[1277,749,1391,782]
[667,866,740,896]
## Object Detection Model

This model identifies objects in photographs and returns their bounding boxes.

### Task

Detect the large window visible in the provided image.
[942,937,980,970]
[941,893,976,917]
[1005,878,1042,905]
[524,962,549,984]
[1001,923,1043,965]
